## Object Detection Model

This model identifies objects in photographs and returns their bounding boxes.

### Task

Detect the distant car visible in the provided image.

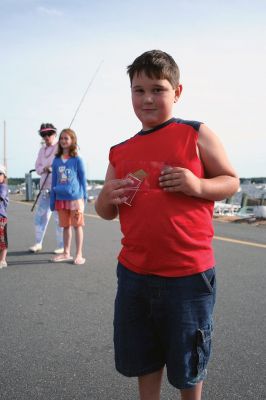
[87,195,96,202]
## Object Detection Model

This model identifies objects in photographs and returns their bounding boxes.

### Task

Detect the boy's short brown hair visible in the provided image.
[127,50,180,89]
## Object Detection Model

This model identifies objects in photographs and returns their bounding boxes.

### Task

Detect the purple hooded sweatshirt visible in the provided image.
[0,183,8,218]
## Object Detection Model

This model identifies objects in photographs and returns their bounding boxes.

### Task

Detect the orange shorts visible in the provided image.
[58,209,84,228]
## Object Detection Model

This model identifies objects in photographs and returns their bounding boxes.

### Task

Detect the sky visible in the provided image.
[1,0,266,180]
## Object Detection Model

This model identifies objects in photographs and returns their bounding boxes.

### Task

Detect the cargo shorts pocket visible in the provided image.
[201,268,216,293]
[196,323,213,375]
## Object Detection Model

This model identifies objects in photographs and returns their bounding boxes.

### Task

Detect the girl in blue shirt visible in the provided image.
[50,129,87,265]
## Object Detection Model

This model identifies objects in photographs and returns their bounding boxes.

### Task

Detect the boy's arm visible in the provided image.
[196,124,240,199]
[95,163,134,220]
[159,124,239,201]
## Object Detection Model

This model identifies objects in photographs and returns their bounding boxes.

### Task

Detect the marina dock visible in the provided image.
[0,198,265,399]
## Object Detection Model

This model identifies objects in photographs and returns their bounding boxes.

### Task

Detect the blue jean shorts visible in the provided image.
[114,263,216,389]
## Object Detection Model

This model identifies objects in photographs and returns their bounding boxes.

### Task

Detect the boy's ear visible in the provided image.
[174,84,183,102]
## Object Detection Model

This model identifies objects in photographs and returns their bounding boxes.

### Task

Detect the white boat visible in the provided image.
[237,205,266,219]
[214,202,241,216]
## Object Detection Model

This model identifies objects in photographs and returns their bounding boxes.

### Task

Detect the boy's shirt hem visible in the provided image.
[118,255,215,278]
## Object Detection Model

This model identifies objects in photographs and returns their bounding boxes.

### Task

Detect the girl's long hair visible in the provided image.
[55,128,78,158]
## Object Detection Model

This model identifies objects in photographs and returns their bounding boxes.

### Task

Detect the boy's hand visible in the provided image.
[102,178,135,205]
[159,167,202,197]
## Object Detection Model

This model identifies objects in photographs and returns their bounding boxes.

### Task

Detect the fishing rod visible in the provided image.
[31,171,50,212]
[31,60,103,212]
[69,59,104,128]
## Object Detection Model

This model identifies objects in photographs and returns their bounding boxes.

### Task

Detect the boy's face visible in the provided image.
[131,72,182,131]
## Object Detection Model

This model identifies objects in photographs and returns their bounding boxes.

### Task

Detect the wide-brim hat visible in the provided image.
[0,165,7,176]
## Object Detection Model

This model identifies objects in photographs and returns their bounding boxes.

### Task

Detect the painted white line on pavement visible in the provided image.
[84,213,119,221]
[214,235,266,249]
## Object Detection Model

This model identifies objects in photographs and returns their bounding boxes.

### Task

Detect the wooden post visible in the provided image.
[241,193,248,207]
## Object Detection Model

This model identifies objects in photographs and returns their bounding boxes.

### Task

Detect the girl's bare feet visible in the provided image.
[73,256,86,265]
[51,254,73,263]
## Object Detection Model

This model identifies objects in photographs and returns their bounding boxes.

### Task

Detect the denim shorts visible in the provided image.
[114,263,216,389]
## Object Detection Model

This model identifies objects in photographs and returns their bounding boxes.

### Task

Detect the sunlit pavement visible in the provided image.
[0,200,265,400]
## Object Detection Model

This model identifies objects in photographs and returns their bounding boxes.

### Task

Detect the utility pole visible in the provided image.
[3,120,7,170]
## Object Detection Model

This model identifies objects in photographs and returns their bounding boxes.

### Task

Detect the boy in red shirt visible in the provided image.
[95,50,239,400]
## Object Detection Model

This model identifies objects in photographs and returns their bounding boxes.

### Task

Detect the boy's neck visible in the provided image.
[140,117,175,134]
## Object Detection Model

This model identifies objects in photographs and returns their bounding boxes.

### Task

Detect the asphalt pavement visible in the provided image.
[0,199,265,400]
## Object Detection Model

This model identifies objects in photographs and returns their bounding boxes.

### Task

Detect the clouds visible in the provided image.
[1,1,266,178]
[36,6,63,17]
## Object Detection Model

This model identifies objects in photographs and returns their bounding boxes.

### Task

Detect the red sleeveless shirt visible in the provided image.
[109,118,215,277]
